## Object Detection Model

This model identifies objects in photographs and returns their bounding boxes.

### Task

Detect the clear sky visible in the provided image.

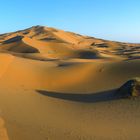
[0,0,140,43]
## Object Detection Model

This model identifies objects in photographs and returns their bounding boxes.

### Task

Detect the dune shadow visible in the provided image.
[58,62,78,67]
[125,56,140,61]
[3,36,23,44]
[77,51,100,59]
[36,88,122,103]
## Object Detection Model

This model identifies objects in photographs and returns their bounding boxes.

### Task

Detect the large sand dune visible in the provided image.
[0,26,140,139]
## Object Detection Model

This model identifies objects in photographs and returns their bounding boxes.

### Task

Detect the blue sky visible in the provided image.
[0,0,140,43]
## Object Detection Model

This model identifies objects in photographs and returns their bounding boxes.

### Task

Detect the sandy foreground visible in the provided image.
[0,26,140,140]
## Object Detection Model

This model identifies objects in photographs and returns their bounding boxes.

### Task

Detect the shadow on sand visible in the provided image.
[36,88,123,103]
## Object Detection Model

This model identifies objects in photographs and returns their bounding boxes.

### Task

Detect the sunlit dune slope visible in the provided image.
[0,26,140,140]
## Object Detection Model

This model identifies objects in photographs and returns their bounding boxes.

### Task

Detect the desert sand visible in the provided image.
[0,26,140,139]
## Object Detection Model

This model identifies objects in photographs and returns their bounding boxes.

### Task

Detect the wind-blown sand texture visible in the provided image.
[0,26,140,139]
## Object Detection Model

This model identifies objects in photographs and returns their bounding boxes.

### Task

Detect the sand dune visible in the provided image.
[0,25,140,139]
[0,36,39,53]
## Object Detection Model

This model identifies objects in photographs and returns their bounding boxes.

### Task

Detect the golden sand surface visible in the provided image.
[0,26,140,139]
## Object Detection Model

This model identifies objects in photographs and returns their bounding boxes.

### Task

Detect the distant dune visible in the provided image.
[0,26,140,140]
